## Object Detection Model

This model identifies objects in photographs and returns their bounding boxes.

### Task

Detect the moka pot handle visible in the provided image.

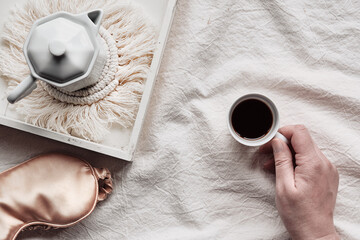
[7,75,37,104]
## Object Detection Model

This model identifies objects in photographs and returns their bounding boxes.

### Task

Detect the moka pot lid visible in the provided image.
[24,10,103,87]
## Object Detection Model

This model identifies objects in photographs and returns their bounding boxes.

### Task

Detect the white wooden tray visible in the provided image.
[0,0,177,161]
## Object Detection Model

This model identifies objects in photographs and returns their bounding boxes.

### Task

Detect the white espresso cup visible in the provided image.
[227,93,288,146]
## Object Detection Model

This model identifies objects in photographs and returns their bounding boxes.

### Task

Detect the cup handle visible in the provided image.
[275,132,289,145]
[7,75,37,104]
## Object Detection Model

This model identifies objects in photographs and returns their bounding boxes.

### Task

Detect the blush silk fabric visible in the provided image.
[0,154,112,240]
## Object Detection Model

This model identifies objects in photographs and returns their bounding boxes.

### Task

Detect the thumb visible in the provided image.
[272,138,295,189]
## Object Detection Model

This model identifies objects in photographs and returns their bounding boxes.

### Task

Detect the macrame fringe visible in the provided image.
[0,0,156,142]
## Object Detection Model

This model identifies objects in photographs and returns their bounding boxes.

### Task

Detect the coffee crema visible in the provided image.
[231,99,273,139]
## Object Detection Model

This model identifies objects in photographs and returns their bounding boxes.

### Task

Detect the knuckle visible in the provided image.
[276,185,298,202]
[286,190,299,202]
[313,161,324,172]
[334,165,339,176]
[274,156,290,167]
[332,164,340,179]
[295,124,307,132]
[325,160,334,170]
[325,160,339,176]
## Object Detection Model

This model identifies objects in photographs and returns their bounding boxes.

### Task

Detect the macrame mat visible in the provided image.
[41,27,118,105]
[0,0,156,142]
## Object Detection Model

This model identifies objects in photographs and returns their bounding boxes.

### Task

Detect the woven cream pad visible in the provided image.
[0,0,156,142]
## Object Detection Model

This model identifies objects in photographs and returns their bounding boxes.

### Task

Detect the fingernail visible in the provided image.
[272,139,283,153]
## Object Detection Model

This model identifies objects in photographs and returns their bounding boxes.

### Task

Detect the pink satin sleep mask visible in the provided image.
[0,153,113,240]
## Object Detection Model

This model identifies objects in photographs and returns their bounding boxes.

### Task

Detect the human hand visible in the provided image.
[260,125,340,240]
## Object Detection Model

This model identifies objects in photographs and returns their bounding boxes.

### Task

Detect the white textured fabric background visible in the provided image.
[1,0,360,239]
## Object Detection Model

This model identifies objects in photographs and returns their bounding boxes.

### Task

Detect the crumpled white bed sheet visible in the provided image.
[1,0,360,239]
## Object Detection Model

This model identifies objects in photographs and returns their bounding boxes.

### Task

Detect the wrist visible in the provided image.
[315,232,340,240]
[289,223,339,240]
[292,231,340,240]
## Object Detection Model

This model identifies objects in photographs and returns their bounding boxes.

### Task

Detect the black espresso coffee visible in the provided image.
[231,99,273,139]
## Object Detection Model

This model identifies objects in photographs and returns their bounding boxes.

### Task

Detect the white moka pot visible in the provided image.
[7,10,104,104]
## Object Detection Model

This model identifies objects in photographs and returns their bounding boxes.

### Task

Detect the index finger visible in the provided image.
[278,125,317,157]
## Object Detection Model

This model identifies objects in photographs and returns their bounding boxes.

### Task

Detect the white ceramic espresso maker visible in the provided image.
[7,9,104,104]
